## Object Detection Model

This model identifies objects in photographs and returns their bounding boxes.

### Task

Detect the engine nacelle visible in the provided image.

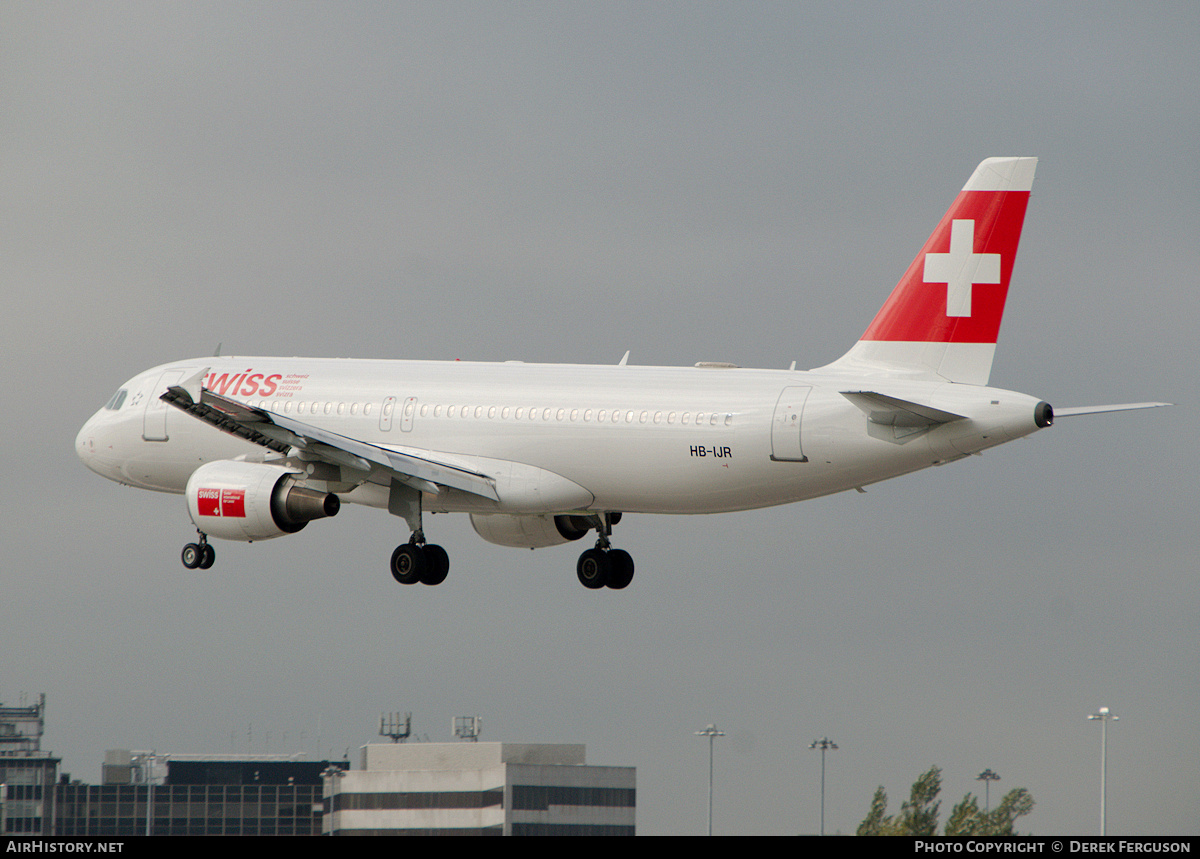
[186,460,340,542]
[470,513,592,549]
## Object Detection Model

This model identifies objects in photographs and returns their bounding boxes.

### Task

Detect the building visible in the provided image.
[325,742,635,836]
[5,698,632,837]
[0,695,60,835]
[54,751,347,836]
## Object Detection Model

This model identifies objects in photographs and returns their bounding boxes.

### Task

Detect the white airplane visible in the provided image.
[76,157,1166,590]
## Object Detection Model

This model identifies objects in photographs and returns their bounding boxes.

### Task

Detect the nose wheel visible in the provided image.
[181,533,215,570]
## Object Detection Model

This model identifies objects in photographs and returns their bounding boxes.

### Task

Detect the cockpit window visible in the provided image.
[105,389,128,410]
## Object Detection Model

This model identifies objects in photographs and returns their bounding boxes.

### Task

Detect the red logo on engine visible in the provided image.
[197,488,246,518]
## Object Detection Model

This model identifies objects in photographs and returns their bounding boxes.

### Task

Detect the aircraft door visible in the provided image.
[380,396,417,432]
[770,386,811,462]
[379,396,396,431]
[400,397,417,432]
[143,369,187,441]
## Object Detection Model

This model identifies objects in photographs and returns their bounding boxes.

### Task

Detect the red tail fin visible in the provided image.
[821,157,1036,384]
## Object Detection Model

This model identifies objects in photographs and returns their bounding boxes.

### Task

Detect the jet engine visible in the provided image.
[185,460,340,542]
[469,513,592,549]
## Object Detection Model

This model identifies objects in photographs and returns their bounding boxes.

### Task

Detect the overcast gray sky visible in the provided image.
[2,2,1195,836]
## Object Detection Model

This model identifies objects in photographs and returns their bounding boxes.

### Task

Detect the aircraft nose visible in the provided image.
[76,410,114,478]
[76,414,98,468]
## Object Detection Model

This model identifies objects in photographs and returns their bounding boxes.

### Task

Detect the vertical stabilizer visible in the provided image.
[818,157,1037,385]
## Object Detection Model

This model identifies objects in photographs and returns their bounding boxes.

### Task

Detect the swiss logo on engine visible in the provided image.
[196,488,247,518]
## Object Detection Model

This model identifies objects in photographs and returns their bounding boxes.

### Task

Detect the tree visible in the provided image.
[857,785,891,835]
[857,766,1034,836]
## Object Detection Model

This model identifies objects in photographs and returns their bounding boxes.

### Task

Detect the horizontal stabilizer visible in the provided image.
[841,391,967,427]
[1053,402,1171,418]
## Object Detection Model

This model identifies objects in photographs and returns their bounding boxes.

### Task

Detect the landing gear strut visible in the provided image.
[575,513,634,590]
[181,531,215,570]
[386,480,450,586]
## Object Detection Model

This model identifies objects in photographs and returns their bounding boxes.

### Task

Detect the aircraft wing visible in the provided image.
[1053,402,1171,418]
[160,369,499,502]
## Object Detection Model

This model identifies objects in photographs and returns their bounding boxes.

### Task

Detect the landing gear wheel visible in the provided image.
[606,549,634,590]
[577,548,611,589]
[181,543,202,570]
[390,544,426,585]
[198,543,216,570]
[420,544,450,586]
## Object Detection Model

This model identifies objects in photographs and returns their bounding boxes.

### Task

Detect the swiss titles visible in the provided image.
[204,369,286,397]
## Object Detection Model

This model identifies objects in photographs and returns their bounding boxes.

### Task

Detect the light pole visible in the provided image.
[809,738,838,835]
[1087,706,1118,835]
[976,769,1000,812]
[695,724,725,836]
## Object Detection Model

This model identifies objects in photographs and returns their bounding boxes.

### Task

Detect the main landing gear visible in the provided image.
[575,513,635,591]
[386,480,449,586]
[390,533,450,586]
[181,531,215,570]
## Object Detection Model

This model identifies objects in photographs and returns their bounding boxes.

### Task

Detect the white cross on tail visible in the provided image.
[922,219,1000,317]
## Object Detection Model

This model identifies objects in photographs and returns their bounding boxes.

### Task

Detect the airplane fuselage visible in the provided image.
[77,355,1046,518]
